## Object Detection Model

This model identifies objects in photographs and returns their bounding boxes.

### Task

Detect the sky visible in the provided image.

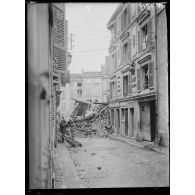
[66,3,119,73]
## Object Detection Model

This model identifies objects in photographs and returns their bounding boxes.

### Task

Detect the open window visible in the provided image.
[141,64,149,90]
[141,24,148,50]
[122,42,128,64]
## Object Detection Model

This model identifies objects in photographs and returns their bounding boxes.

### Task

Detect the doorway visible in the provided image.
[129,108,134,137]
[111,109,114,132]
[140,101,155,141]
[116,109,120,134]
[125,108,128,136]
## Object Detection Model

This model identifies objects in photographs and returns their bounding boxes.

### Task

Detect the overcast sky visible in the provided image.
[66,3,119,73]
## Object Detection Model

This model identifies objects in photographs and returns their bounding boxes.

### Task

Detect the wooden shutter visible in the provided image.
[138,30,141,53]
[51,96,56,128]
[128,38,131,61]
[110,83,112,99]
[52,5,65,46]
[52,5,67,72]
[120,14,123,32]
[128,74,132,95]
[147,20,153,48]
[137,69,141,91]
[54,47,67,71]
[121,45,123,64]
[148,61,154,88]
[127,4,131,26]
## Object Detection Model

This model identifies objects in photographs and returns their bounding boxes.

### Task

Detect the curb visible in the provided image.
[107,135,168,155]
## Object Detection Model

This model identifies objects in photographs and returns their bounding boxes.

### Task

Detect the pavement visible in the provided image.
[54,143,80,188]
[108,134,169,155]
[70,137,169,187]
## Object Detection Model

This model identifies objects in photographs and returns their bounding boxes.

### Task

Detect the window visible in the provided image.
[123,75,128,97]
[133,35,136,49]
[137,62,154,92]
[77,89,82,97]
[138,20,152,53]
[141,24,148,50]
[141,65,149,90]
[123,43,128,64]
[77,82,82,87]
[124,8,127,29]
[132,4,136,18]
[110,81,116,99]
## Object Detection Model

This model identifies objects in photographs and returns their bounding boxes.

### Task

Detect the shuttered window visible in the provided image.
[137,69,141,91]
[52,5,65,46]
[127,4,131,26]
[51,96,56,128]
[147,20,153,48]
[120,15,123,32]
[128,38,131,61]
[60,71,70,87]
[138,30,141,53]
[54,47,67,71]
[120,46,123,65]
[128,74,132,95]
[148,61,154,88]
[133,35,136,49]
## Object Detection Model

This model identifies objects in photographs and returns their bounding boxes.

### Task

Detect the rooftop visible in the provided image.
[82,71,102,78]
[70,73,82,81]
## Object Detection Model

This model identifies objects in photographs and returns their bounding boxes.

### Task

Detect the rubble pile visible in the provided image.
[58,103,112,150]
[71,104,112,138]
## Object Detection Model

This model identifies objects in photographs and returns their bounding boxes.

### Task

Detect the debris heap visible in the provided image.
[70,103,113,138]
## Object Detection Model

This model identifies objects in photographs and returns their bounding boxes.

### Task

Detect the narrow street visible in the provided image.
[69,137,169,188]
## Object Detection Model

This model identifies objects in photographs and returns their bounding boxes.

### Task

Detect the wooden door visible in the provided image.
[140,102,151,141]
[125,108,128,136]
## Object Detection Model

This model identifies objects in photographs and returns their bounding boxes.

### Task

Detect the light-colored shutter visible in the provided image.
[137,69,141,91]
[121,45,123,64]
[148,61,154,88]
[127,4,131,26]
[120,14,123,32]
[147,20,153,48]
[110,83,112,99]
[128,74,132,95]
[138,30,141,53]
[128,38,131,61]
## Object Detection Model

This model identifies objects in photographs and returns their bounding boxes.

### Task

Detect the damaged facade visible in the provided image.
[28,3,71,188]
[107,3,168,146]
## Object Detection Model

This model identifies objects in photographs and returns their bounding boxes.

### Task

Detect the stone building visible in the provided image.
[27,3,70,188]
[82,71,103,103]
[107,3,168,146]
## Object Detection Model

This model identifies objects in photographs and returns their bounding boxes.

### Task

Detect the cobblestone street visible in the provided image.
[69,137,169,188]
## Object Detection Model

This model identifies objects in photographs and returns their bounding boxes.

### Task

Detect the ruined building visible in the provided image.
[107,3,168,146]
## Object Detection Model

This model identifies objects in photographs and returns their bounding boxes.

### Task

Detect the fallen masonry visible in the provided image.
[58,101,113,149]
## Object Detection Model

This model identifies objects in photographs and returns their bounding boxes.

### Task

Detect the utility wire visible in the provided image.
[72,48,108,53]
[69,23,107,32]
[70,30,110,38]
[71,41,155,53]
[72,33,110,41]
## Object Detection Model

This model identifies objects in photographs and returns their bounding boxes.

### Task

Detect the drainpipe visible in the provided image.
[154,3,159,140]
